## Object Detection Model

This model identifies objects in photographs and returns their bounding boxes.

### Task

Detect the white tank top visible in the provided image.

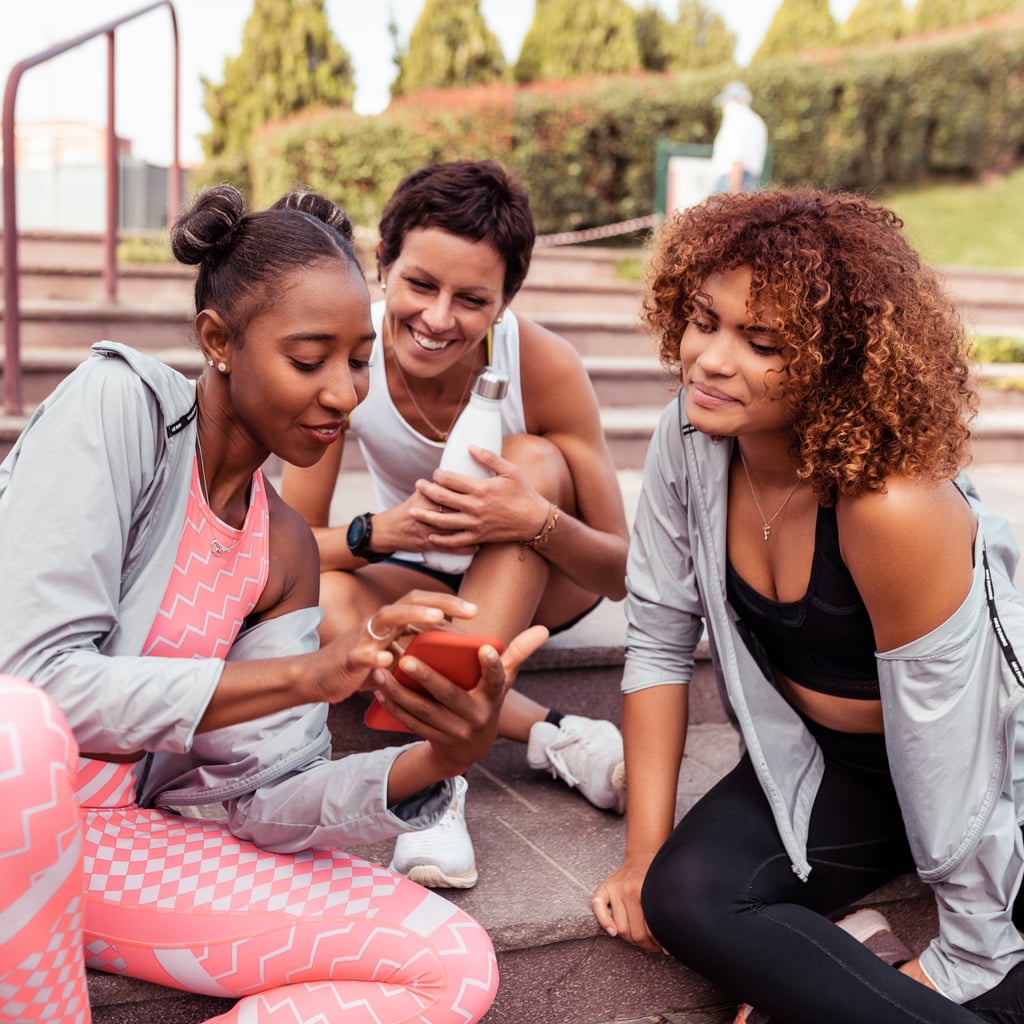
[347,301,528,562]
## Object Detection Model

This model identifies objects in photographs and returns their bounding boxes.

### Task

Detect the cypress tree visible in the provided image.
[514,0,642,83]
[202,0,354,180]
[671,0,737,69]
[841,0,907,45]
[751,0,838,61]
[392,0,507,98]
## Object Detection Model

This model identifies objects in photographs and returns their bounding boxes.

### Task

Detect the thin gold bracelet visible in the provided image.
[519,503,560,560]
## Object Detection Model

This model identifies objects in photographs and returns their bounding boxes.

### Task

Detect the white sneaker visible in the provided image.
[389,775,478,889]
[836,908,911,965]
[527,714,626,813]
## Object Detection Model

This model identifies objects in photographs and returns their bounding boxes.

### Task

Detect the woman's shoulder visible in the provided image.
[837,474,972,540]
[836,474,976,649]
[82,343,196,424]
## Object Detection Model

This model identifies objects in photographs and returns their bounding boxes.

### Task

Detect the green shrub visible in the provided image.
[117,232,171,264]
[972,334,1024,363]
[251,21,1024,233]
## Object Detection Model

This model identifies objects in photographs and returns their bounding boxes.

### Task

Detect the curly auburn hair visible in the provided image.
[643,188,977,503]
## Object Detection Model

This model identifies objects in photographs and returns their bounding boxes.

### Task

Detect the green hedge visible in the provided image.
[243,22,1024,234]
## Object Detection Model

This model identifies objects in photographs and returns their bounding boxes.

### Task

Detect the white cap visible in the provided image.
[714,81,752,106]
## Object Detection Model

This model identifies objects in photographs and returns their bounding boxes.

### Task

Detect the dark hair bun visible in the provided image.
[271,189,354,246]
[171,184,247,266]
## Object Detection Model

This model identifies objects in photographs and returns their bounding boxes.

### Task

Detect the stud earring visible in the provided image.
[380,281,387,293]
[217,362,227,373]
[494,315,504,325]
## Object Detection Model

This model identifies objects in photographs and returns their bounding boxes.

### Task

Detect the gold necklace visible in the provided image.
[391,352,477,443]
[195,435,242,557]
[738,450,804,541]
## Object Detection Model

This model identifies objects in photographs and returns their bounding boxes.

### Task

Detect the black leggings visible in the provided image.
[640,723,1024,1023]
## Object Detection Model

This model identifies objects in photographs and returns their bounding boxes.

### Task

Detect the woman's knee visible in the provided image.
[0,675,77,770]
[641,827,745,959]
[318,570,371,642]
[501,433,574,508]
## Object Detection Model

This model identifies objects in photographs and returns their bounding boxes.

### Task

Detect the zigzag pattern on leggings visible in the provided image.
[0,678,90,1024]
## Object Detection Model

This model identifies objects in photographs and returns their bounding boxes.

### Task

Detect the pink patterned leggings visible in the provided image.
[0,676,498,1023]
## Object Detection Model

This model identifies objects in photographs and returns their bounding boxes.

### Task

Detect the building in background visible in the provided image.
[0,119,184,232]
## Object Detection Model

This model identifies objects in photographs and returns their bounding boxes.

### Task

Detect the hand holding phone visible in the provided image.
[364,630,504,733]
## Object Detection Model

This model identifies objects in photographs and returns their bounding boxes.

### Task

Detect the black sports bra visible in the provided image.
[726,504,880,700]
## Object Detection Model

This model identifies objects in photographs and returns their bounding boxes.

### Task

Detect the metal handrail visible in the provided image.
[2,1,180,415]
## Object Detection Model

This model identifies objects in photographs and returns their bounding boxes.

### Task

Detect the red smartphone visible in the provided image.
[363,630,504,733]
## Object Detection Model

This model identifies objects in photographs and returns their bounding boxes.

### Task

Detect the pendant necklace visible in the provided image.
[739,450,804,542]
[195,436,241,557]
[392,350,477,443]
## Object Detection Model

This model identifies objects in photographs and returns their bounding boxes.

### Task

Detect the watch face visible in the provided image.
[347,514,369,550]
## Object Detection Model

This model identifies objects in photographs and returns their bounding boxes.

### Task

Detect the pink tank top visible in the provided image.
[77,459,270,807]
[142,457,270,660]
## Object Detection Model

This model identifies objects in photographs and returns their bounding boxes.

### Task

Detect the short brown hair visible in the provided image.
[377,160,535,302]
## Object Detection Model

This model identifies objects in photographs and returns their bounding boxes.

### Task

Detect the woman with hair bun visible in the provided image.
[0,183,535,1023]
[594,188,1024,1022]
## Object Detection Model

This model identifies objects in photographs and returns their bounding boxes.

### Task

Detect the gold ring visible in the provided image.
[366,616,389,642]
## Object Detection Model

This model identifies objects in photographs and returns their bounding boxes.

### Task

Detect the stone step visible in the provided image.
[1,299,651,356]
[0,346,669,467]
[14,257,1024,337]
[3,300,195,349]
[16,262,199,307]
[5,229,1023,334]
[0,345,672,410]
[13,259,646,316]
[5,398,1021,471]
[0,229,638,283]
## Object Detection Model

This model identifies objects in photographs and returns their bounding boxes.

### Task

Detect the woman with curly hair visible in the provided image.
[593,188,1024,1022]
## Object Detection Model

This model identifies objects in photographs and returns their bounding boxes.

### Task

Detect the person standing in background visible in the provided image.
[710,81,768,194]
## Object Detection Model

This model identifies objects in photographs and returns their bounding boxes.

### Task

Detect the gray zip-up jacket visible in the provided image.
[623,394,1024,1004]
[0,343,452,852]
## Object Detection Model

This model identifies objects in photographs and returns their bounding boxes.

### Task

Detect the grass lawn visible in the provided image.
[881,168,1024,270]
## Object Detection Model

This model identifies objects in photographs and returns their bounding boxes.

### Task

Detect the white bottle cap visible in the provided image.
[473,366,509,401]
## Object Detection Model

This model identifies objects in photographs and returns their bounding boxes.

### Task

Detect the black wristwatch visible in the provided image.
[346,512,391,563]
